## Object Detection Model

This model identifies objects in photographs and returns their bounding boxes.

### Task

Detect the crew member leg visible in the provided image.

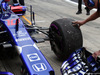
[76,0,82,14]
[13,0,18,3]
[85,7,90,15]
[19,0,25,5]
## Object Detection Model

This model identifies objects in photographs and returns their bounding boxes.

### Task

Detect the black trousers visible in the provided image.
[13,0,25,5]
[78,0,89,12]
[78,0,82,11]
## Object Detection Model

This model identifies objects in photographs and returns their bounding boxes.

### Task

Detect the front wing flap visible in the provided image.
[61,47,100,75]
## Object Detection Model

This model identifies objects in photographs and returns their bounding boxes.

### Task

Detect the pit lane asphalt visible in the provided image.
[0,0,100,75]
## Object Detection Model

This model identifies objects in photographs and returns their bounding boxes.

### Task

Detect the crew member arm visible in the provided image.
[83,11,100,24]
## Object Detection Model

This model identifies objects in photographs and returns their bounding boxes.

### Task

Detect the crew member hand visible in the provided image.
[92,50,100,60]
[72,21,85,28]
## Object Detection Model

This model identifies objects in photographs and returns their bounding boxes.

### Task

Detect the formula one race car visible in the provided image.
[0,0,100,75]
[0,0,54,75]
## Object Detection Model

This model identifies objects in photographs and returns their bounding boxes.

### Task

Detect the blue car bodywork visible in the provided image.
[0,72,14,75]
[0,0,54,75]
[61,47,100,75]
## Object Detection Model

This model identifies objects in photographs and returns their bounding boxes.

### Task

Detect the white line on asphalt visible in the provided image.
[65,0,85,7]
[36,20,46,23]
[65,0,78,5]
[65,0,96,11]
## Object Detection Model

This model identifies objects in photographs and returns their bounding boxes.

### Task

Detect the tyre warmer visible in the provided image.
[10,3,26,16]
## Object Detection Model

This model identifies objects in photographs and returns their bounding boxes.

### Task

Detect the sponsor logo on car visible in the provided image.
[32,63,47,72]
[27,53,40,62]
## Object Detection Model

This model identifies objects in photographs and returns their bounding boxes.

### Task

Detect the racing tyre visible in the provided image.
[49,18,83,60]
